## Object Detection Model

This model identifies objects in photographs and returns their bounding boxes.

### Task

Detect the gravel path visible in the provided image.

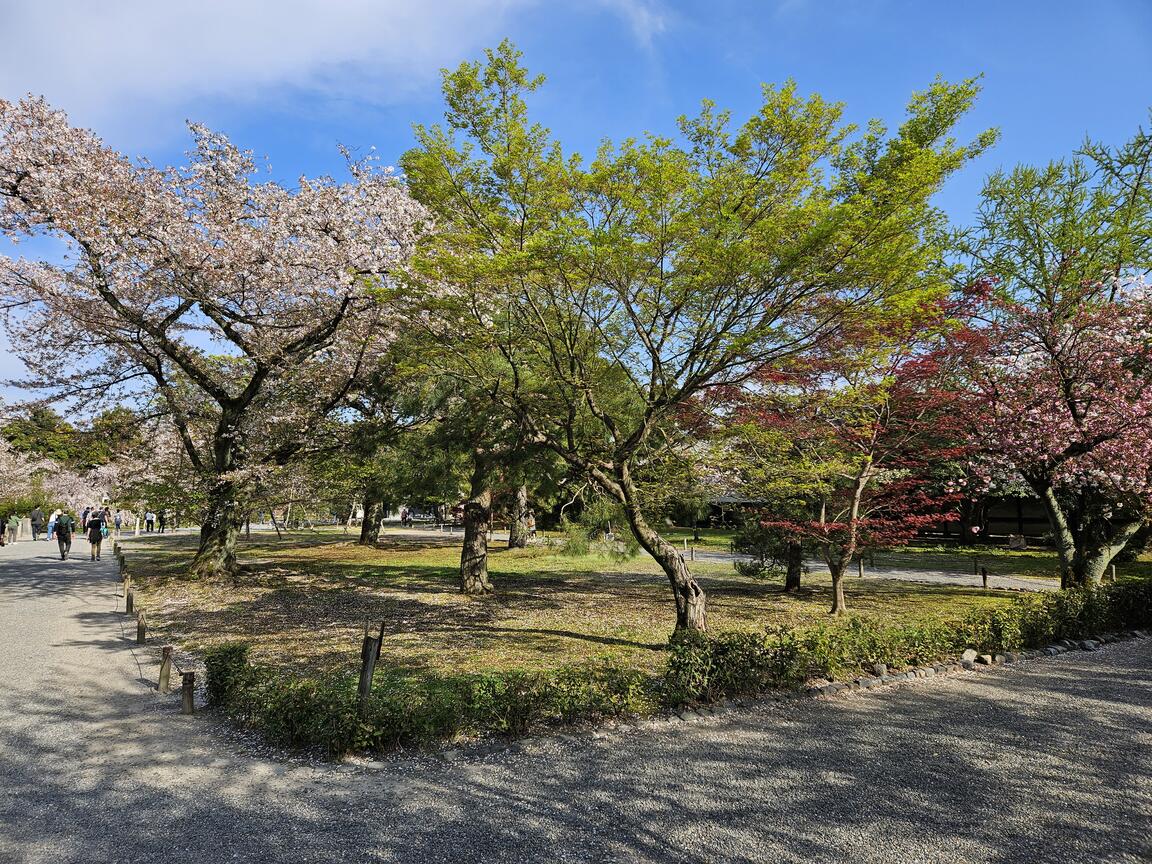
[1,538,1148,863]
[398,524,1060,592]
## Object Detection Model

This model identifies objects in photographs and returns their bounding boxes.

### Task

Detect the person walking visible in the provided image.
[30,506,44,541]
[144,510,155,532]
[157,509,167,533]
[55,511,75,560]
[86,509,104,561]
[526,510,537,540]
[47,509,60,541]
[5,513,18,545]
[114,510,122,536]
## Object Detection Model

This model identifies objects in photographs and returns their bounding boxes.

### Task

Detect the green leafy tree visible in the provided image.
[404,41,994,632]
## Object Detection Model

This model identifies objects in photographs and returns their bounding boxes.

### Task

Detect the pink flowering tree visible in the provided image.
[0,97,428,577]
[962,283,1152,586]
[958,127,1152,586]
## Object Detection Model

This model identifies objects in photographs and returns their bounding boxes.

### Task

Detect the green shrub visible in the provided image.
[202,642,253,708]
[666,579,1152,705]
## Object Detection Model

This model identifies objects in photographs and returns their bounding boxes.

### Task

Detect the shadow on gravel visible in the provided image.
[2,536,1149,864]
[0,646,1149,863]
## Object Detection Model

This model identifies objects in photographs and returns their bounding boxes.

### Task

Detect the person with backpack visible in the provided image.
[86,510,105,561]
[30,506,44,541]
[55,511,75,560]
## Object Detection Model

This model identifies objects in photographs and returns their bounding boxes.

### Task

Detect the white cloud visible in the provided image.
[0,1,526,121]
[597,0,668,47]
[0,0,670,135]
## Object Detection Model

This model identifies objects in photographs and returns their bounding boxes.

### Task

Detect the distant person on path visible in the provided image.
[527,510,537,540]
[47,509,60,541]
[5,513,18,544]
[86,510,104,561]
[114,511,122,535]
[55,511,75,560]
[157,510,167,533]
[144,510,155,532]
[30,507,44,541]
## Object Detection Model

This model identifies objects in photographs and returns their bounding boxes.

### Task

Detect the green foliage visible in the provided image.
[204,653,659,755]
[203,642,255,708]
[666,579,1152,703]
[730,522,790,579]
[200,576,1152,752]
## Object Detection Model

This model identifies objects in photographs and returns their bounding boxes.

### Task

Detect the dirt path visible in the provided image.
[0,537,1146,863]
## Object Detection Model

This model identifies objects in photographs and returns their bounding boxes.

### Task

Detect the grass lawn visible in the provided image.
[125,528,1026,683]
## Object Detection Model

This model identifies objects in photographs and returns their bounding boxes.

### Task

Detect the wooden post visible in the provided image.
[690,545,695,562]
[136,610,147,644]
[125,588,135,614]
[357,621,385,708]
[181,671,195,714]
[858,558,864,579]
[158,646,172,692]
[981,566,988,590]
[973,556,979,575]
[1109,564,1117,583]
[682,538,688,553]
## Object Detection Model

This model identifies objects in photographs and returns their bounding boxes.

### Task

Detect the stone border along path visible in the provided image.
[2,536,1150,863]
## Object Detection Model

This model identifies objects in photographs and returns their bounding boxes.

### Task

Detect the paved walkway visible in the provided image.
[1,538,1148,863]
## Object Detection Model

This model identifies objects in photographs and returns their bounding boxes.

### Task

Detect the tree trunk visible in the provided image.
[189,480,242,579]
[460,455,494,594]
[828,561,847,615]
[507,483,529,549]
[784,540,803,592]
[617,468,706,632]
[1033,482,1079,589]
[1071,519,1143,587]
[359,497,383,546]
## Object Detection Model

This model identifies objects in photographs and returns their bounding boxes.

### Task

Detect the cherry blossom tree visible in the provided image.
[961,282,1152,586]
[958,126,1152,587]
[0,97,428,577]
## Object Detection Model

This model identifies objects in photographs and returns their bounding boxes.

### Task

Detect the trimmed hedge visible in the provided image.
[202,646,661,754]
[667,579,1152,703]
[203,578,1152,754]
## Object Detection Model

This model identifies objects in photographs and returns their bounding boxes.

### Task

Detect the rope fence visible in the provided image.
[115,541,195,714]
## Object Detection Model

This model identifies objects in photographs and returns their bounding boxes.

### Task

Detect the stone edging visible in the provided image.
[803,629,1151,699]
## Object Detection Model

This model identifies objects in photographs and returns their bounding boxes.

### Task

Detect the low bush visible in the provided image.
[667,580,1152,704]
[205,654,660,755]
[203,579,1152,754]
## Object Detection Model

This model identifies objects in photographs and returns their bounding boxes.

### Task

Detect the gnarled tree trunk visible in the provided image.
[617,466,706,631]
[189,478,242,579]
[460,454,494,594]
[507,483,529,549]
[1032,481,1143,588]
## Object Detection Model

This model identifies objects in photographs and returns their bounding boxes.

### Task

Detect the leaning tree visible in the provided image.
[0,97,428,577]
[403,42,995,632]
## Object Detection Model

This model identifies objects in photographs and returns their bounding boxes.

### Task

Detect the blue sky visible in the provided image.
[2,0,1151,400]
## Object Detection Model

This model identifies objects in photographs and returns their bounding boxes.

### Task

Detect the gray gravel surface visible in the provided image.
[1,538,1148,863]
